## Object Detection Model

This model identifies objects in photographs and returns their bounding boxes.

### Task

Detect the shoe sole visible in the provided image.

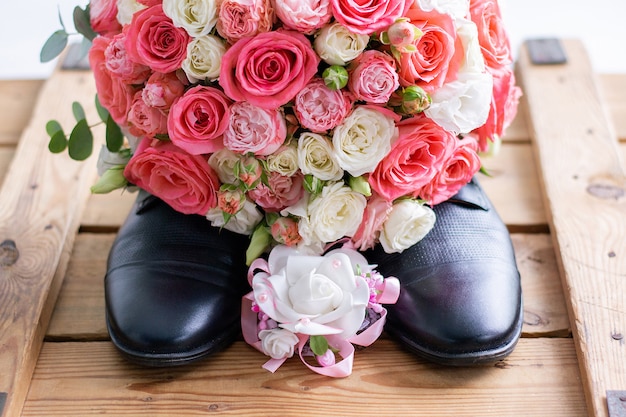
[106,313,241,367]
[385,301,524,366]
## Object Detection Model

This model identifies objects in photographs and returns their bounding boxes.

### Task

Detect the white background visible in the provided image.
[1,0,626,79]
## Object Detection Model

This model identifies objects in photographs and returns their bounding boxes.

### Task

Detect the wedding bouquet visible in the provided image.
[42,0,520,375]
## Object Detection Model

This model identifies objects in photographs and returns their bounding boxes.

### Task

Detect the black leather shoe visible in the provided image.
[105,191,250,366]
[366,178,523,366]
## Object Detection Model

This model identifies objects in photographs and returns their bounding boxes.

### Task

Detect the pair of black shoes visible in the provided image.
[105,178,522,367]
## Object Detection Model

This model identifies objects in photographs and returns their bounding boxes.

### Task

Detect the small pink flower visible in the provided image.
[274,0,332,35]
[167,85,231,155]
[127,90,168,138]
[316,349,336,367]
[294,77,352,133]
[269,217,302,246]
[249,171,305,212]
[347,50,399,104]
[216,0,274,44]
[104,32,151,84]
[237,155,264,189]
[125,4,190,73]
[142,72,186,110]
[224,102,286,156]
[386,19,422,53]
[217,187,246,215]
[351,193,393,251]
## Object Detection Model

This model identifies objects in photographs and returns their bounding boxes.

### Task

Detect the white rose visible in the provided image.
[266,145,299,176]
[314,22,369,66]
[182,34,226,82]
[414,0,469,19]
[259,328,299,359]
[297,132,344,181]
[96,145,130,176]
[206,198,263,235]
[274,0,332,34]
[425,70,493,135]
[379,200,436,253]
[253,246,371,339]
[307,182,366,243]
[208,148,239,184]
[456,18,485,73]
[332,106,398,177]
[116,0,146,25]
[162,0,218,37]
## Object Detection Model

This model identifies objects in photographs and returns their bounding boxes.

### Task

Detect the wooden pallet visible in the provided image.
[0,39,624,416]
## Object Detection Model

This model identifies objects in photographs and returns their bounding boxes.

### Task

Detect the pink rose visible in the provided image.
[330,0,409,35]
[138,0,160,5]
[470,0,513,70]
[217,187,247,215]
[127,90,168,138]
[351,193,393,251]
[104,32,151,84]
[142,71,186,110]
[124,138,220,215]
[216,0,274,44]
[237,155,264,189]
[248,171,305,212]
[472,66,522,151]
[269,217,302,246]
[224,101,287,156]
[274,0,332,35]
[294,77,352,133]
[397,7,462,92]
[418,136,482,205]
[369,114,455,201]
[167,85,231,155]
[125,5,190,73]
[348,50,399,104]
[90,0,122,36]
[219,30,320,109]
[89,36,136,126]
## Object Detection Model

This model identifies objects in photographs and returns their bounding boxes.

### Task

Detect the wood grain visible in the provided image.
[518,39,626,417]
[0,70,98,417]
[0,80,44,146]
[22,339,587,417]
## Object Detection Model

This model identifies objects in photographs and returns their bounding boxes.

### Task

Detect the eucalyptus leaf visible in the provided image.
[72,101,86,122]
[48,130,68,153]
[309,335,329,357]
[40,30,69,63]
[73,5,97,41]
[68,119,93,161]
[45,120,64,137]
[106,115,124,152]
[57,6,66,31]
[95,94,109,122]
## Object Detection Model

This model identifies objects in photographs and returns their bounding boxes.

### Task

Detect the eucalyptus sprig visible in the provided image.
[40,4,96,63]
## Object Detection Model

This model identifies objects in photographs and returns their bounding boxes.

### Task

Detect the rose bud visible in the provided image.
[384,18,422,53]
[270,216,302,246]
[217,185,247,215]
[237,155,264,190]
[401,85,431,114]
[322,65,349,90]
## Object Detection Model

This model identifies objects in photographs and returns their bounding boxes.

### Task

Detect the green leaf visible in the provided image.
[48,130,68,153]
[90,166,127,194]
[72,101,86,122]
[57,5,66,31]
[95,95,109,122]
[68,119,93,161]
[45,120,64,137]
[73,5,97,41]
[105,115,124,152]
[246,225,272,266]
[309,335,329,356]
[40,30,69,63]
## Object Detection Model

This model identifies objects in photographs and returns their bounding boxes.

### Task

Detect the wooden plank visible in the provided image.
[0,148,15,188]
[518,39,626,417]
[0,70,99,417]
[598,74,626,141]
[0,80,44,146]
[23,339,586,416]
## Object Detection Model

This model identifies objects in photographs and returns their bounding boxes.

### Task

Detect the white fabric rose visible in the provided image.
[206,198,263,235]
[379,200,436,253]
[116,0,146,25]
[252,245,371,339]
[259,328,299,359]
[425,70,493,135]
[415,0,470,19]
[266,145,299,176]
[208,148,240,184]
[182,34,226,82]
[297,132,344,181]
[314,22,369,66]
[162,0,218,37]
[307,182,366,243]
[332,106,398,177]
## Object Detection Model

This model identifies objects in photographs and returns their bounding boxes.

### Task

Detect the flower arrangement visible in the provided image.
[242,245,399,376]
[42,0,521,375]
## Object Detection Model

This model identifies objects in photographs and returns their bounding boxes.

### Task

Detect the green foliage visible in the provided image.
[68,119,93,161]
[246,225,272,266]
[309,335,329,356]
[105,115,124,152]
[40,30,69,63]
[73,5,97,41]
[72,101,86,122]
[39,4,95,63]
